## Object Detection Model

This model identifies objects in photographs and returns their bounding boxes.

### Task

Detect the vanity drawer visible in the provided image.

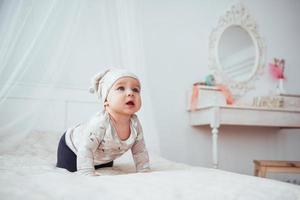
[187,86,226,110]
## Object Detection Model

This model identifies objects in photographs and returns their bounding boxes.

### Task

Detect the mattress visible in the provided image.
[0,131,299,200]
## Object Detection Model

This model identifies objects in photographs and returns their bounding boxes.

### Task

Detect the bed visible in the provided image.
[0,131,299,200]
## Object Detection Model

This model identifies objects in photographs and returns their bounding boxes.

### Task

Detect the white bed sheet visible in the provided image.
[0,131,299,200]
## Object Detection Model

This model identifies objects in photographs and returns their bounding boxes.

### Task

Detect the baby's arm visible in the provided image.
[131,137,150,172]
[76,117,106,176]
[131,118,150,172]
[76,133,100,176]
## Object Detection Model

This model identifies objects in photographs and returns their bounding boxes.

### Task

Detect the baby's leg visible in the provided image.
[94,161,114,169]
[56,132,77,172]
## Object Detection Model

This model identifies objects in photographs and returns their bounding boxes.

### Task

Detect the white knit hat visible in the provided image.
[89,68,140,103]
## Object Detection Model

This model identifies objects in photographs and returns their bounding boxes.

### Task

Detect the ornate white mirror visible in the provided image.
[209,3,265,97]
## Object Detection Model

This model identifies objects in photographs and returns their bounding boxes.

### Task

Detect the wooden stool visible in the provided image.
[253,160,300,178]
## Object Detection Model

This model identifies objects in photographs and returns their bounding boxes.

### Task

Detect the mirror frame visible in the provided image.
[209,3,265,96]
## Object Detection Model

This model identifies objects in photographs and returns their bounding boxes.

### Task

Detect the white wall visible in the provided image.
[140,0,300,180]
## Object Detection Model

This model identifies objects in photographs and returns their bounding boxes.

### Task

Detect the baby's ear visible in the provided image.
[103,100,109,106]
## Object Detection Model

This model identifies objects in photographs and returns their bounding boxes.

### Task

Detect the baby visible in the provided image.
[56,68,150,176]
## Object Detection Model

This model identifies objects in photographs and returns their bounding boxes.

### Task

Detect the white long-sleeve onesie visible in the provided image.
[65,111,150,175]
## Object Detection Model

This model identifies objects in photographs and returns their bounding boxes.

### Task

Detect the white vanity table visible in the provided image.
[190,3,300,169]
[189,104,300,169]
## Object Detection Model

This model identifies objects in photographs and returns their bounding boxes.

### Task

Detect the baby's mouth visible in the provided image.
[126,101,135,106]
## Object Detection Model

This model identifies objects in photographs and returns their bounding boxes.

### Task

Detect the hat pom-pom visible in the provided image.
[89,69,110,96]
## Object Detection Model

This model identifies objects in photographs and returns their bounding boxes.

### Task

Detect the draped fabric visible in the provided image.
[0,0,160,154]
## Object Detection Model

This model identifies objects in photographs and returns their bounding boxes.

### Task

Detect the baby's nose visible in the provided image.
[126,89,134,96]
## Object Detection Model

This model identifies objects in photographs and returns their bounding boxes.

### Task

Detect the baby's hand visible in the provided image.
[76,169,101,176]
[84,171,101,176]
[93,171,102,176]
[138,168,151,173]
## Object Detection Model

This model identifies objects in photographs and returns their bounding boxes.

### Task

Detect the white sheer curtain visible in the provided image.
[0,0,160,154]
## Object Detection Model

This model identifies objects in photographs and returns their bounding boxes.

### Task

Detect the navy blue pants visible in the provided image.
[56,132,113,172]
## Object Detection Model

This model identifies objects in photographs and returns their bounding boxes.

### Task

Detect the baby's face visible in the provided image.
[105,77,141,116]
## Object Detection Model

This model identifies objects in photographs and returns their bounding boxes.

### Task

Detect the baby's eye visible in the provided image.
[132,88,140,93]
[116,86,125,91]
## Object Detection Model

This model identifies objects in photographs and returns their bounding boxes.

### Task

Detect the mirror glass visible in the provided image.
[218,25,256,82]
